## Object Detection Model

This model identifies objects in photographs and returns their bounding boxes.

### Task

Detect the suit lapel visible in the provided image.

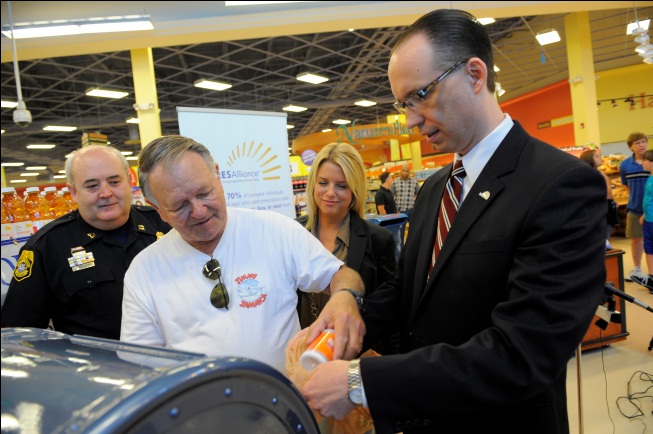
[347,213,367,271]
[418,122,529,307]
[410,167,449,312]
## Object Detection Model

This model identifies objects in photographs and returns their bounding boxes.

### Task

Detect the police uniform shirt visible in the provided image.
[1,205,171,340]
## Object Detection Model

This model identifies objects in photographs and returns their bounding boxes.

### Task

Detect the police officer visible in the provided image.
[1,145,172,339]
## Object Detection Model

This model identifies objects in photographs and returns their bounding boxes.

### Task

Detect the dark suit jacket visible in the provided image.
[296,212,396,330]
[362,122,607,434]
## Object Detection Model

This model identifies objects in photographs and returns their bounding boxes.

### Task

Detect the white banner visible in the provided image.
[177,107,295,219]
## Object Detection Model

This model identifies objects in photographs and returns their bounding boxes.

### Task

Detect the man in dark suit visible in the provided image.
[301,9,607,434]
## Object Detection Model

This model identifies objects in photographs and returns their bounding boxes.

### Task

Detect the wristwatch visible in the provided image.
[335,288,364,311]
[347,359,363,405]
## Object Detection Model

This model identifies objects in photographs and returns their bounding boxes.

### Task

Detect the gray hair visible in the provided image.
[65,144,130,186]
[138,135,216,206]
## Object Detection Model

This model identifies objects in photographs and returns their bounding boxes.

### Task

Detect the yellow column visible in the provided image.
[564,12,601,147]
[410,141,423,171]
[386,113,423,169]
[130,48,162,149]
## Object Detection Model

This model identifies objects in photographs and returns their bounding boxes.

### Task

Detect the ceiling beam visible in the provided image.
[1,1,640,62]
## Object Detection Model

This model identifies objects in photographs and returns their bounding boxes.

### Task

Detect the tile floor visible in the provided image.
[566,236,653,434]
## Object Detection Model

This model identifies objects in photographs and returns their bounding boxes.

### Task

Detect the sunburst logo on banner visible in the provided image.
[225,141,281,181]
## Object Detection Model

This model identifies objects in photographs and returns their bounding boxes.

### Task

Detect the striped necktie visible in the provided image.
[430,159,466,275]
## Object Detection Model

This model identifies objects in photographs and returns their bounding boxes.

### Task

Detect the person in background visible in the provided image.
[579,148,615,248]
[620,132,650,281]
[390,162,420,240]
[121,135,366,374]
[374,172,396,215]
[296,142,397,353]
[632,149,653,293]
[301,9,606,434]
[1,145,172,339]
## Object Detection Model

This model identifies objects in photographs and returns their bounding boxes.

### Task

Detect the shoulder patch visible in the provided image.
[14,250,34,281]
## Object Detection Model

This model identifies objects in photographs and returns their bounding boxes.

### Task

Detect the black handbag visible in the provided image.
[607,199,621,227]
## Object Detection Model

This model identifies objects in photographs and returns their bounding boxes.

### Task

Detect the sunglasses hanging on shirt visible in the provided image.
[203,258,230,309]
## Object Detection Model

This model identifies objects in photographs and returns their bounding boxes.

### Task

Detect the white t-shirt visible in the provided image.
[121,207,343,373]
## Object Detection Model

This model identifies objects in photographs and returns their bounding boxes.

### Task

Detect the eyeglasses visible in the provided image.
[393,59,469,114]
[203,258,230,309]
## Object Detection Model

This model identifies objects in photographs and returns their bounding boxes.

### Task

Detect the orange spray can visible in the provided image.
[300,328,335,371]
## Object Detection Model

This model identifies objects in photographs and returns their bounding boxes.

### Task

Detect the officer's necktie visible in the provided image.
[430,159,466,276]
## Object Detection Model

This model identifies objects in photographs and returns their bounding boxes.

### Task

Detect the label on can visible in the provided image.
[300,328,335,371]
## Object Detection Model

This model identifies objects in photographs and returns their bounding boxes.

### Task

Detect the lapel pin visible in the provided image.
[479,191,490,200]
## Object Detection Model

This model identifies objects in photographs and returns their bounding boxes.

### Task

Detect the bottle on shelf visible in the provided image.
[1,187,33,240]
[24,187,53,233]
[60,187,77,212]
[43,186,67,219]
[1,201,12,242]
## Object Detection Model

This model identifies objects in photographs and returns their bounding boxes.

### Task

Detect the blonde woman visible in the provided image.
[296,142,397,353]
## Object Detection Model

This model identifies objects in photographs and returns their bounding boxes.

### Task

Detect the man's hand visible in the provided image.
[306,266,365,360]
[302,359,354,419]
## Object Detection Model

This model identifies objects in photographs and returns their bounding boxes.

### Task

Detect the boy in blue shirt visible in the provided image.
[632,149,653,293]
[620,132,650,281]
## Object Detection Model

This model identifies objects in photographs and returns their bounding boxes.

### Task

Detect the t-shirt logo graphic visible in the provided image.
[235,273,267,308]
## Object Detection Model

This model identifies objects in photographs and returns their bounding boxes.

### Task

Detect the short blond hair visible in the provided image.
[304,142,366,232]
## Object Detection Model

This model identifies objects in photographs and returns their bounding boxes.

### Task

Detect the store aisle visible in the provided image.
[566,236,653,434]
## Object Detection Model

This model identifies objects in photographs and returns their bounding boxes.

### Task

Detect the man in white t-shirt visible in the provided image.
[121,135,365,374]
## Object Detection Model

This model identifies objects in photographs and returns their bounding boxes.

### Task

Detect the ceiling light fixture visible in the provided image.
[296,72,329,84]
[478,17,496,25]
[10,179,27,183]
[332,119,351,125]
[194,79,232,91]
[322,129,332,133]
[1,16,153,39]
[286,125,295,129]
[495,82,506,97]
[126,117,140,124]
[53,175,67,179]
[26,144,55,149]
[20,172,39,177]
[354,100,377,107]
[536,29,561,46]
[1,100,18,108]
[225,1,311,5]
[7,1,31,129]
[43,125,77,132]
[493,65,500,72]
[86,88,128,99]
[1,162,25,167]
[25,166,47,170]
[627,19,650,35]
[126,156,138,161]
[283,104,308,112]
[638,45,653,58]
